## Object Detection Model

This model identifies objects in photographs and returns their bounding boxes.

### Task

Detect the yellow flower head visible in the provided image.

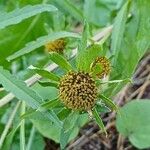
[91,56,111,78]
[59,71,97,110]
[45,38,66,53]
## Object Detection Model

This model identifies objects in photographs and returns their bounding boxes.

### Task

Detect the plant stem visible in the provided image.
[0,101,21,149]
[20,101,26,150]
[26,126,35,150]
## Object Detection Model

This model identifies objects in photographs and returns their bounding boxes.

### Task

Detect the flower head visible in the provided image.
[45,38,66,53]
[59,71,97,110]
[91,56,111,78]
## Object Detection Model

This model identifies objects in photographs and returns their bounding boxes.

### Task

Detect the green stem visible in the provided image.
[26,126,35,150]
[20,102,26,150]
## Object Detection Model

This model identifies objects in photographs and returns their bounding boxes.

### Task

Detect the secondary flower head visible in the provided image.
[59,71,97,110]
[91,56,111,78]
[45,38,66,53]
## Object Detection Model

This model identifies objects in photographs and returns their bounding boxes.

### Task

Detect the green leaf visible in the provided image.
[0,4,57,30]
[111,0,131,60]
[106,0,150,97]
[0,66,62,127]
[77,44,102,72]
[57,108,71,120]
[38,81,58,88]
[49,52,73,72]
[39,98,59,110]
[53,0,83,21]
[60,112,79,149]
[7,31,80,61]
[98,94,118,111]
[92,107,107,136]
[116,100,150,149]
[30,112,88,144]
[29,65,60,82]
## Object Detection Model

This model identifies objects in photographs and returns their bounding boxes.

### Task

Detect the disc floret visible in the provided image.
[59,71,97,110]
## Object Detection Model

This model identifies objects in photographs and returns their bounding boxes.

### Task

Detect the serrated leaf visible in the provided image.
[0,66,62,127]
[92,107,107,136]
[0,4,57,30]
[99,94,118,111]
[49,52,73,72]
[29,65,60,82]
[7,31,80,61]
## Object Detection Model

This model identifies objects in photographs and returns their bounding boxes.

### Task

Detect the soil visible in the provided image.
[44,52,150,150]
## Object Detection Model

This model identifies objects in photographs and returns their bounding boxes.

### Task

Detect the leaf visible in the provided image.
[39,98,59,110]
[92,107,107,136]
[77,44,102,72]
[7,31,80,61]
[38,81,58,88]
[49,52,73,71]
[98,94,118,111]
[105,0,150,97]
[53,0,83,21]
[111,0,131,60]
[31,112,88,144]
[0,4,57,30]
[116,100,150,149]
[0,66,62,127]
[29,65,60,82]
[60,112,79,149]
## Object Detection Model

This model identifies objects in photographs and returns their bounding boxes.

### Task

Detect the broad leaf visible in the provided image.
[49,52,73,72]
[0,4,57,30]
[7,31,80,61]
[0,66,62,127]
[116,100,150,149]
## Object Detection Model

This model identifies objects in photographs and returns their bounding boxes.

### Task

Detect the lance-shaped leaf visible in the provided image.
[38,81,58,88]
[111,0,131,61]
[29,65,60,82]
[99,94,118,111]
[0,66,62,127]
[39,98,60,110]
[49,52,73,71]
[7,31,80,61]
[0,4,57,30]
[92,107,107,136]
